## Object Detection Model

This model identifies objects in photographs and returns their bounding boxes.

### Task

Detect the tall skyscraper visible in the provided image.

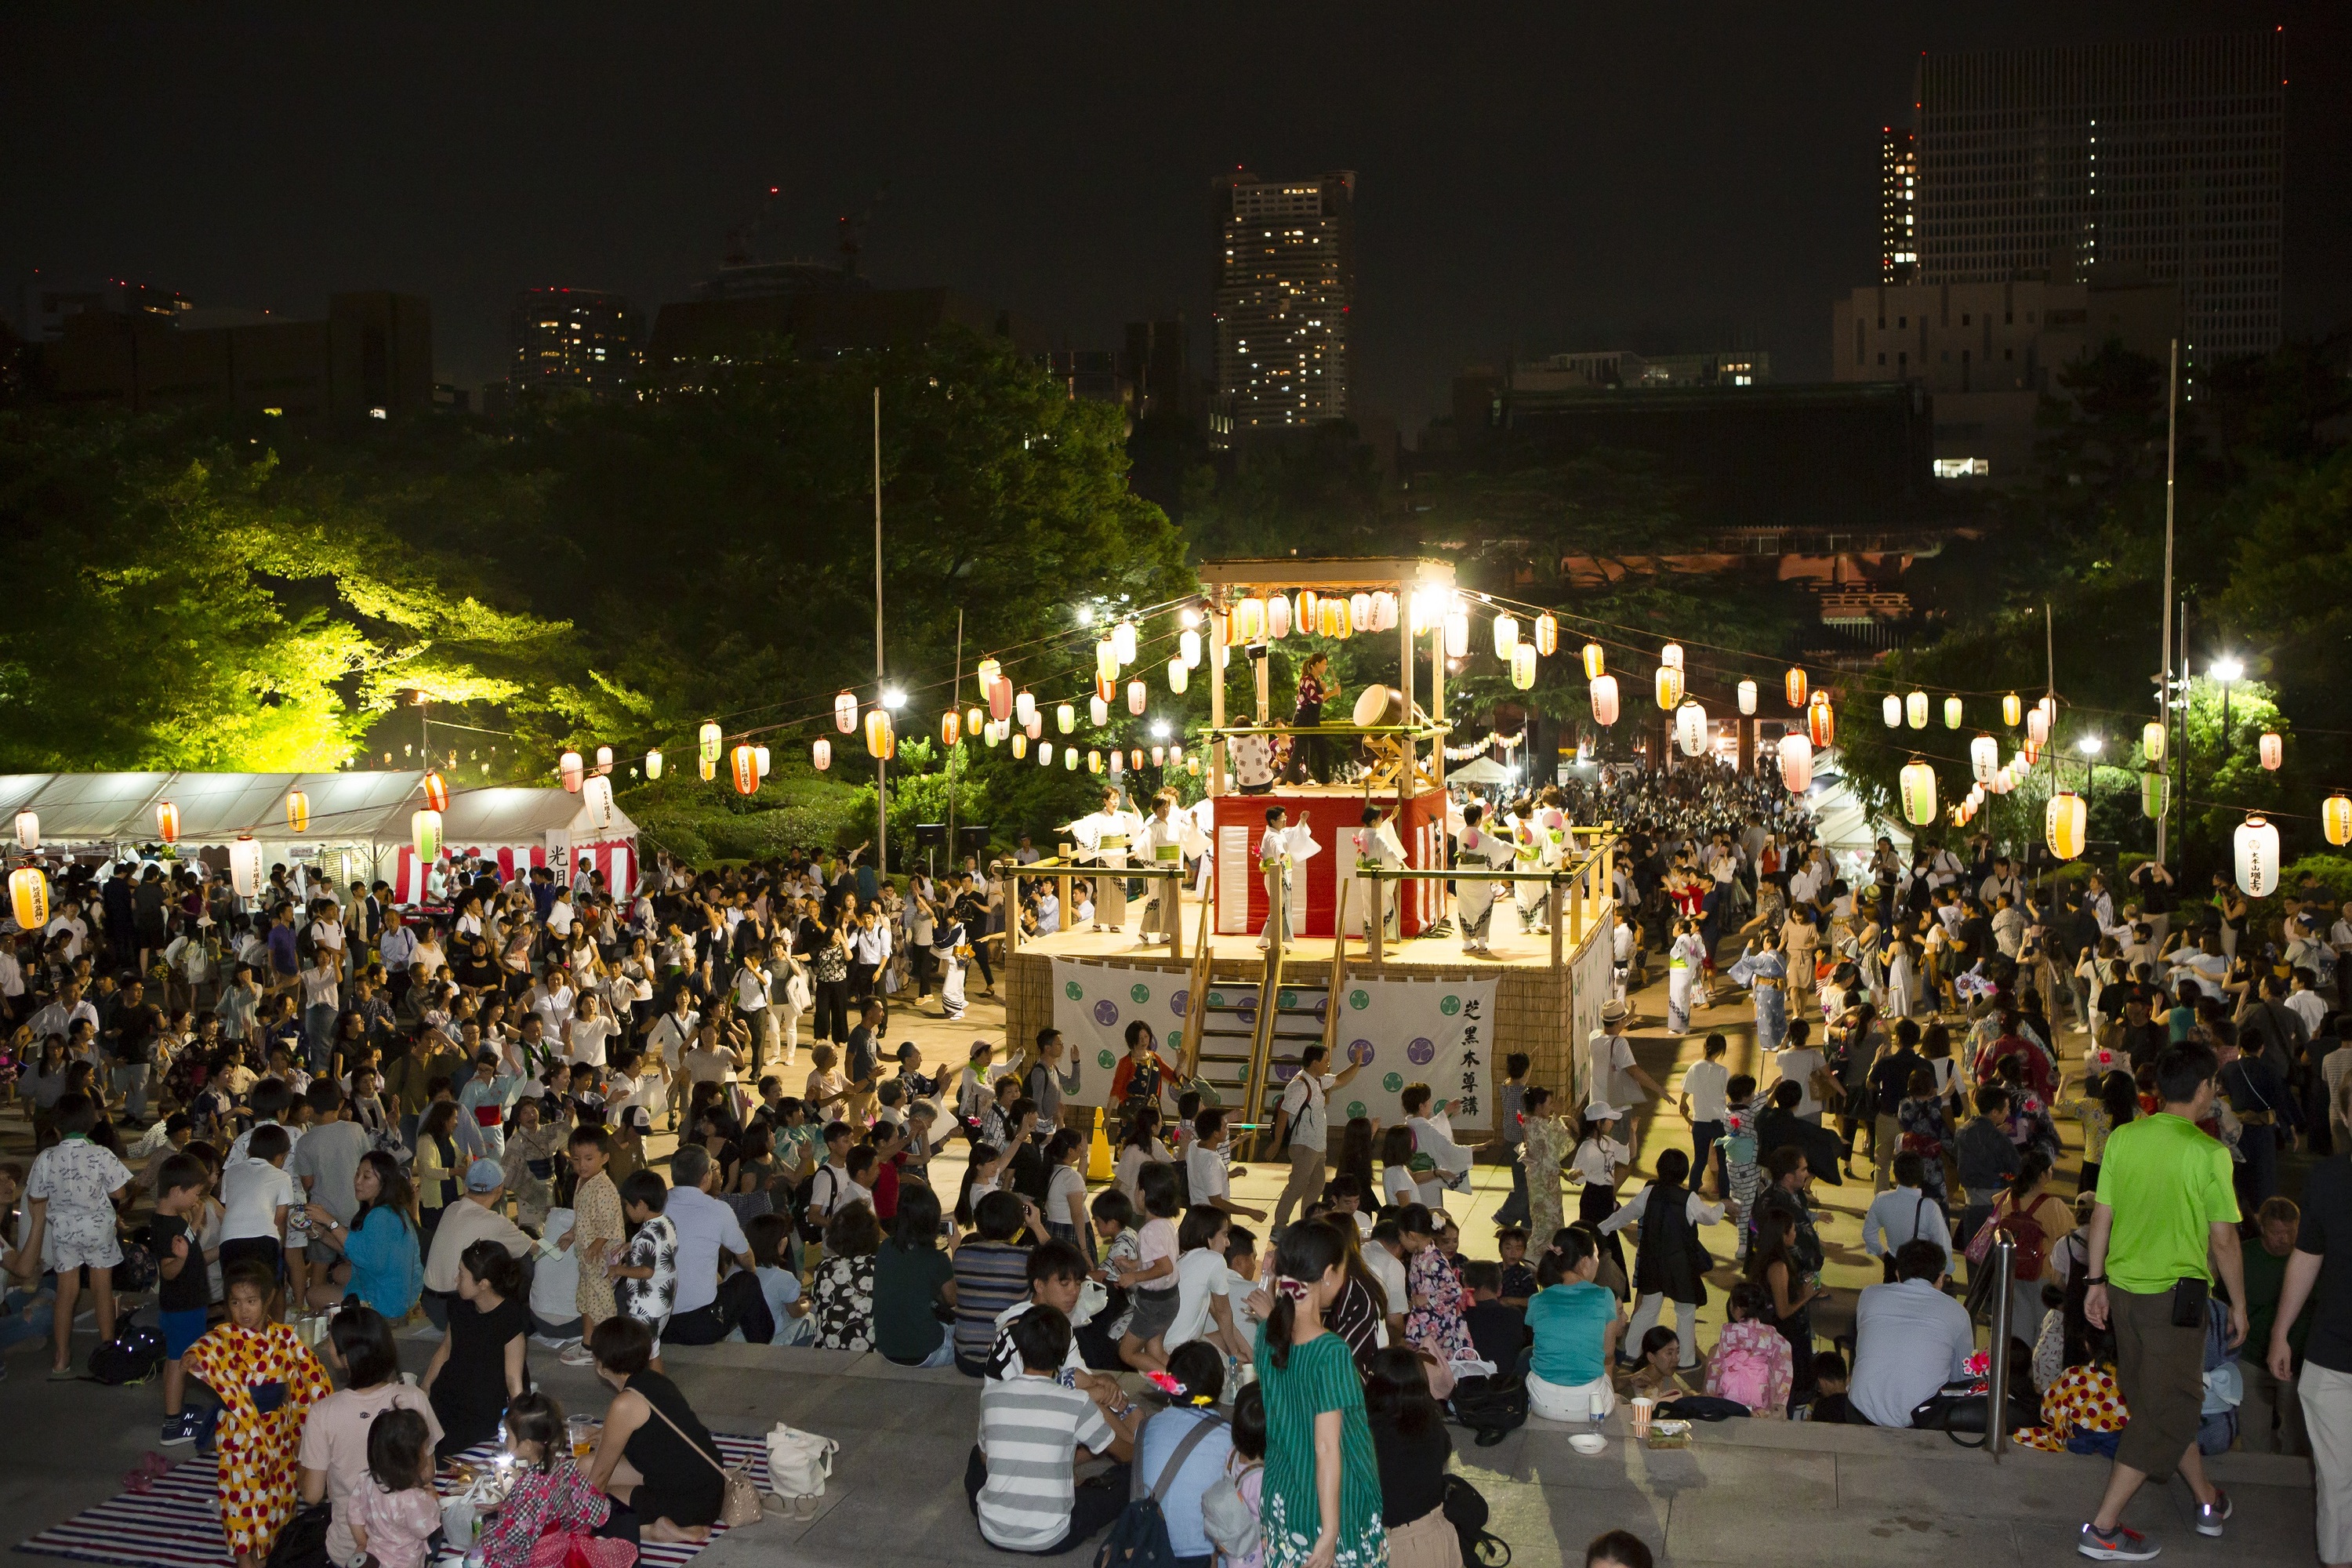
[1210,169,1355,438]
[1880,128,1918,283]
[510,288,642,399]
[1912,31,2284,364]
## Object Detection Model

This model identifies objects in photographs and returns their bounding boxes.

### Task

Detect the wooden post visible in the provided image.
[1326,881,1350,1060]
[1367,870,1385,967]
[1167,868,1185,963]
[1551,874,1565,974]
[1209,611,1229,797]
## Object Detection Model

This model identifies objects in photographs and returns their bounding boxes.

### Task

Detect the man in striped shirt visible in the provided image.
[967,1306,1132,1553]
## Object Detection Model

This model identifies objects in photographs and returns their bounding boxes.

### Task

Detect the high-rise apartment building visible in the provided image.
[1210,169,1355,441]
[1912,31,2283,364]
[1881,129,1918,282]
[510,288,642,399]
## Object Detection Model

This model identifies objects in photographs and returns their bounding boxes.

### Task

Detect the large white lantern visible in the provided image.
[1906,690,1929,730]
[2259,731,2284,771]
[1900,760,1938,826]
[583,774,615,829]
[1268,595,1293,640]
[1090,694,1110,727]
[1167,656,1188,695]
[1112,619,1138,666]
[1589,675,1621,727]
[1350,593,1374,634]
[560,751,584,792]
[228,837,265,898]
[1777,733,1813,792]
[1534,612,1558,655]
[1882,695,1903,728]
[2027,706,2050,747]
[1127,679,1148,716]
[2234,815,2280,896]
[1737,680,1758,716]
[1180,629,1202,669]
[812,737,832,770]
[1370,591,1398,632]
[1493,614,1520,659]
[1675,701,1708,757]
[834,691,858,733]
[1659,643,1684,671]
[12,811,34,852]
[1014,689,1037,728]
[1970,734,2001,785]
[1944,696,1964,730]
[1444,606,1469,657]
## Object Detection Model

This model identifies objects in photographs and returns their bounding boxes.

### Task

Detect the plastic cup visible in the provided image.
[1630,1397,1656,1436]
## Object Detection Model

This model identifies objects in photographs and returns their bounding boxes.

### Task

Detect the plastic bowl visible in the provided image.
[1568,1432,1610,1455]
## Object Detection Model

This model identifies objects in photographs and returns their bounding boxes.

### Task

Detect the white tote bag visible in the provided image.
[766,1421,839,1512]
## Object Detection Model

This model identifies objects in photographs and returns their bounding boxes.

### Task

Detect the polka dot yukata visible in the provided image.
[180,1322,332,1555]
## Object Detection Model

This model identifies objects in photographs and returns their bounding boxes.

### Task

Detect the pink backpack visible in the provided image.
[1709,1323,1784,1412]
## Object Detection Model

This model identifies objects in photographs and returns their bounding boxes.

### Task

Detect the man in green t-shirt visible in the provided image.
[2078,1041,2246,1562]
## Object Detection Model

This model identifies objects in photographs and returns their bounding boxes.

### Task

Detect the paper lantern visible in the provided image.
[2260,731,2283,771]
[1039,742,1053,767]
[1025,714,1043,740]
[1064,747,1078,770]
[2039,695,2057,723]
[834,691,858,733]
[1900,760,1938,826]
[1589,674,1621,727]
[2142,772,2169,821]
[1089,694,1109,727]
[1232,597,1266,641]
[1581,642,1606,680]
[1784,667,1807,709]
[1127,679,1148,716]
[12,811,34,852]
[1737,679,1758,716]
[156,800,180,844]
[583,774,614,828]
[1169,743,1184,764]
[644,748,663,780]
[691,721,716,765]
[1094,674,1116,705]
[412,808,443,862]
[2136,720,2165,764]
[1096,637,1119,682]
[1111,751,1126,777]
[1905,690,1929,729]
[1808,694,1836,748]
[1966,783,1984,807]
[965,706,985,739]
[2002,692,2022,728]
[1493,614,1520,659]
[1675,701,1708,757]
[8,865,48,930]
[2324,793,2352,848]
[1112,620,1138,666]
[866,710,895,759]
[1186,757,1200,775]
[2235,815,2284,897]
[730,744,758,795]
[1660,643,1684,671]
[1970,734,2001,784]
[1011,734,1027,760]
[1944,697,1963,730]
[808,735,831,770]
[1986,764,2013,796]
[699,756,715,781]
[1152,746,1166,766]
[1882,695,1902,728]
[422,771,449,812]
[1444,607,1469,658]
[560,750,584,792]
[2026,707,2050,747]
[1088,750,1103,775]
[753,744,770,778]
[1511,644,1538,690]
[1130,750,1142,771]
[2051,789,2089,865]
[1370,591,1397,632]
[594,745,613,776]
[1179,629,1202,670]
[1520,614,1552,659]
[941,711,962,747]
[227,837,263,898]
[1268,595,1293,640]
[1654,666,1684,709]
[1347,592,1372,634]
[1014,689,1037,727]
[1294,590,1316,633]
[1167,656,1188,695]
[1057,702,1076,735]
[1778,733,1813,793]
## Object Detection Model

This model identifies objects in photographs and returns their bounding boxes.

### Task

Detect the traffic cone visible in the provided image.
[1087,1110,1115,1181]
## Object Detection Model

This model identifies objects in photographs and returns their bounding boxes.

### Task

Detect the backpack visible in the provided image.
[1996,1197,2054,1281]
[86,1323,166,1385]
[1441,1474,1510,1568]
[1708,1327,1781,1413]
[1091,1413,1223,1568]
[111,1240,158,1294]
[1201,1461,1261,1562]
[1448,1374,1530,1445]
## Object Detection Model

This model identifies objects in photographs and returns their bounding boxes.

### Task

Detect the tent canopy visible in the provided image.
[0,771,633,848]
[1805,753,1911,878]
[1447,756,1519,786]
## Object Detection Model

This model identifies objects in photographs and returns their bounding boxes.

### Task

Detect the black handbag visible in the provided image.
[1442,1474,1510,1568]
[264,1501,333,1568]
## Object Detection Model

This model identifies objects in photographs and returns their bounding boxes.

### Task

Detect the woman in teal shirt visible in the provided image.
[1525,1227,1624,1422]
[311,1150,423,1319]
[1256,1220,1387,1568]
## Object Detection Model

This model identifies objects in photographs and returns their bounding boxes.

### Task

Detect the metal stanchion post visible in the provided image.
[1987,1233,2015,1460]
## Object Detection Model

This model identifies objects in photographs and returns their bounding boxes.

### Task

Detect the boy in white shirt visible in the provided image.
[1182,1109,1265,1223]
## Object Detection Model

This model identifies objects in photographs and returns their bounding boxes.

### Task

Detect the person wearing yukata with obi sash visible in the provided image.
[1728,939,1791,1053]
[1256,808,1315,949]
[1348,805,1406,943]
[1067,788,1145,933]
[1138,789,1203,948]
[1454,802,1515,956]
[1508,801,1559,937]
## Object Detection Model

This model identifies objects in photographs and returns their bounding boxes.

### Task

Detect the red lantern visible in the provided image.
[1784,667,1807,709]
[422,771,450,812]
[1807,694,1835,748]
[731,743,759,795]
[941,711,961,746]
[156,801,180,844]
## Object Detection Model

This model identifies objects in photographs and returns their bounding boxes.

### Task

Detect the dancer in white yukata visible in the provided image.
[1454,803,1515,956]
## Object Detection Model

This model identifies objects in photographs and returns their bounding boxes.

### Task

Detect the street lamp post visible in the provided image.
[2212,657,2243,760]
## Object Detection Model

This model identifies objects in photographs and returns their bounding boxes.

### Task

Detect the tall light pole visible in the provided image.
[873,386,890,880]
[2212,656,2243,760]
[2155,338,2179,865]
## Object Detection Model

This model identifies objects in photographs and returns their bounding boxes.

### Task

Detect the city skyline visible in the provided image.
[4,2,2346,429]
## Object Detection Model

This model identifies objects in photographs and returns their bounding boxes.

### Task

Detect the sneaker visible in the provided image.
[160,1411,202,1446]
[2195,1489,2231,1537]
[531,1333,575,1350]
[559,1342,598,1368]
[2078,1523,2159,1561]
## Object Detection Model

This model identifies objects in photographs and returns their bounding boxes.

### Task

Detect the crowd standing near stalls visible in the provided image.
[0,750,2348,1566]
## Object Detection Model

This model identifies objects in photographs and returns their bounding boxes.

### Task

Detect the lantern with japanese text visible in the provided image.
[1784,667,1807,709]
[2260,731,2283,771]
[1900,760,1938,826]
[1167,656,1188,695]
[1944,696,1963,730]
[1011,734,1027,760]
[1809,694,1836,748]
[2325,793,2352,848]
[228,837,263,898]
[1232,597,1267,641]
[9,867,49,930]
[1582,642,1606,680]
[1737,680,1758,716]
[1370,591,1398,632]
[2141,721,2165,764]
[1534,613,1558,655]
[1511,644,1537,690]
[1014,689,1037,728]
[1323,599,1348,638]
[583,774,615,828]
[942,712,961,747]
[731,745,758,795]
[644,749,662,780]
[1906,690,1929,729]
[1268,595,1293,640]
[1493,614,1520,659]
[2026,707,2050,748]
[2142,771,2168,821]
[2002,692,2022,728]
[1127,679,1148,716]
[2234,815,2280,896]
[1057,702,1076,735]
[13,811,34,852]
[1351,592,1374,633]
[1970,734,2001,785]
[1777,733,1813,793]
[412,808,443,863]
[156,800,180,843]
[1882,695,1902,728]
[1444,606,1469,657]
[834,691,858,733]
[811,737,833,770]
[285,790,310,833]
[560,751,584,792]
[699,720,723,764]
[1654,666,1684,710]
[1112,619,1138,666]
[866,710,895,759]
[1675,701,1708,757]
[1294,591,1316,633]
[1589,675,1621,727]
[699,756,716,781]
[1180,629,1202,669]
[423,771,449,812]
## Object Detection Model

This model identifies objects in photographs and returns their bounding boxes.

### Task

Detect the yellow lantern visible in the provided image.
[699,756,716,782]
[967,705,985,738]
[423,771,449,812]
[283,789,309,834]
[1011,733,1027,760]
[1091,694,1110,727]
[1127,679,1148,716]
[2260,731,2283,771]
[834,691,858,733]
[1057,702,1076,735]
[1784,667,1807,709]
[2142,721,2165,763]
[2324,793,2352,848]
[1581,642,1606,680]
[1511,644,1537,689]
[1096,637,1119,683]
[157,800,180,844]
[731,744,759,795]
[1900,760,1937,826]
[9,866,50,931]
[1737,679,1758,715]
[1087,750,1103,774]
[1944,696,1963,730]
[1654,666,1684,709]
[1534,613,1558,656]
[1493,614,1520,659]
[699,719,723,763]
[1180,628,1202,669]
[412,808,443,862]
[1994,691,2018,728]
[865,709,895,759]
[2045,792,2086,860]
[1167,656,1188,695]
[1589,675,1621,727]
[1905,690,1929,729]
[1112,619,1138,666]
[1232,596,1267,641]
[1660,643,1684,671]
[942,711,961,747]
[1808,694,1836,748]
[13,811,35,852]
[560,750,584,792]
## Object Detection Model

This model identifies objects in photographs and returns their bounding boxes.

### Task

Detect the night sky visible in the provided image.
[6,2,2346,430]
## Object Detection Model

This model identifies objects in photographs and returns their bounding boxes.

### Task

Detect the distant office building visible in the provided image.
[1123,319,1190,419]
[1832,275,2177,483]
[1513,350,1769,393]
[1912,31,2283,364]
[35,291,431,419]
[510,288,641,400]
[645,287,1047,387]
[1881,129,1918,282]
[21,279,190,340]
[1210,169,1355,441]
[1044,349,1131,408]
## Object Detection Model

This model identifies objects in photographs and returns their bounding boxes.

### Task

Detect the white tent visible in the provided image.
[0,771,639,902]
[1447,756,1519,787]
[1803,752,1910,882]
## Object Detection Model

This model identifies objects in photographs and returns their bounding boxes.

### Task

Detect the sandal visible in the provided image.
[122,1471,154,1496]
[136,1452,172,1480]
